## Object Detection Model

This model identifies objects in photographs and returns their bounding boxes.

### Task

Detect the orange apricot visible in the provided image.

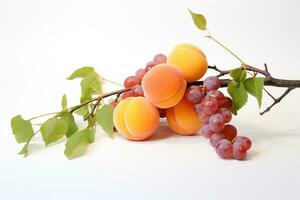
[166,97,203,135]
[113,97,159,141]
[167,43,208,82]
[141,64,187,109]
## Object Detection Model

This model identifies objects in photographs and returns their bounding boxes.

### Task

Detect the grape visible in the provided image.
[220,97,233,110]
[210,133,225,148]
[216,139,233,159]
[158,108,166,118]
[194,103,205,116]
[199,125,215,138]
[234,136,252,150]
[185,86,205,104]
[233,142,247,160]
[206,90,225,105]
[153,54,167,64]
[132,85,144,97]
[201,96,219,115]
[199,114,209,124]
[145,61,157,72]
[121,90,133,99]
[203,76,221,90]
[218,108,232,123]
[124,76,140,88]
[209,113,225,133]
[135,68,146,82]
[221,124,237,141]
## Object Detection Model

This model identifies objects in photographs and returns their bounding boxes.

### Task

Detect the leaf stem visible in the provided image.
[29,112,58,121]
[103,78,123,87]
[207,35,245,64]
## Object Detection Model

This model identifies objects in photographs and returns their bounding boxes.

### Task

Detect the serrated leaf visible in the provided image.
[64,128,94,159]
[96,105,115,138]
[61,94,67,110]
[11,115,34,143]
[18,143,29,157]
[60,111,78,138]
[188,9,207,30]
[67,66,95,80]
[229,68,247,82]
[244,77,264,107]
[80,72,102,101]
[227,81,248,114]
[40,117,67,145]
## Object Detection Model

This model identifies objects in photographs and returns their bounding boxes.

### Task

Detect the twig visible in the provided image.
[263,88,276,101]
[260,87,295,115]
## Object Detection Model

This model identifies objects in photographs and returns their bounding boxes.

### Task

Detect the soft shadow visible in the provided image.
[28,143,45,154]
[148,124,176,141]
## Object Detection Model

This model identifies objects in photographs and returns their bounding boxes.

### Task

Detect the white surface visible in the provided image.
[1,0,300,199]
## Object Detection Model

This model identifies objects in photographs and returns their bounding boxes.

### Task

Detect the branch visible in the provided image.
[260,87,295,115]
[191,64,300,115]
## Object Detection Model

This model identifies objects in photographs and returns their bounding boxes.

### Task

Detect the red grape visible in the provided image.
[209,113,225,133]
[194,103,204,116]
[233,142,247,160]
[199,114,209,124]
[218,108,232,123]
[206,90,225,105]
[199,125,215,138]
[124,76,140,88]
[145,61,157,72]
[202,96,219,115]
[204,76,221,90]
[185,86,205,104]
[210,133,225,148]
[132,85,144,97]
[221,124,237,141]
[153,54,167,64]
[158,108,166,118]
[234,136,252,150]
[216,139,233,159]
[220,97,233,110]
[121,90,133,99]
[135,68,146,82]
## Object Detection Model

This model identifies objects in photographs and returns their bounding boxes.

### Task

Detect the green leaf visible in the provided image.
[244,77,264,107]
[18,143,29,157]
[64,128,94,159]
[67,66,95,80]
[227,81,248,114]
[61,94,67,110]
[96,105,115,138]
[229,68,247,82]
[188,9,207,30]
[40,117,67,145]
[11,115,34,143]
[80,72,102,101]
[60,112,78,138]
[74,105,89,117]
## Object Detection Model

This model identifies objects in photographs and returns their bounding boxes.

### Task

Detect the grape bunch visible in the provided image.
[185,76,252,160]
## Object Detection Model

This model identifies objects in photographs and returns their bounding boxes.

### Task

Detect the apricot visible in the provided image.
[113,97,159,141]
[166,97,203,135]
[167,43,208,82]
[141,64,187,109]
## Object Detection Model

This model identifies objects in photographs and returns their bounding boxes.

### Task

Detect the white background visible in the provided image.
[1,0,300,199]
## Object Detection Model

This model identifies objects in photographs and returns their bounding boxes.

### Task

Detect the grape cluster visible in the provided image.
[186,76,252,160]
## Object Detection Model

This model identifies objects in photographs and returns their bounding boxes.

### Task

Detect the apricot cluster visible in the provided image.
[112,43,251,160]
